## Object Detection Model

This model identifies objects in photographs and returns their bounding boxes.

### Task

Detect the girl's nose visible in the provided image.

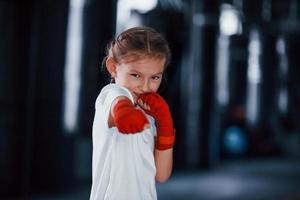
[141,80,151,93]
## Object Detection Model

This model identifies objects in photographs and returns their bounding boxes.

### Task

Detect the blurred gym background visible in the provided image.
[1,0,300,199]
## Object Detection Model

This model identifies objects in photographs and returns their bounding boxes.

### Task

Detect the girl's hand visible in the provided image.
[138,93,175,150]
[137,99,151,111]
[113,99,149,134]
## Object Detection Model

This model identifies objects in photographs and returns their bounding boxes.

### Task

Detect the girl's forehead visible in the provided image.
[127,58,165,66]
[119,52,165,63]
[120,56,166,66]
[120,58,165,73]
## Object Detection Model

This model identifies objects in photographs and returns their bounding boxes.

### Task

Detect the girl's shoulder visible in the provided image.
[96,84,134,106]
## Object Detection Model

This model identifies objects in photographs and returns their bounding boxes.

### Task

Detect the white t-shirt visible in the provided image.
[90,84,157,200]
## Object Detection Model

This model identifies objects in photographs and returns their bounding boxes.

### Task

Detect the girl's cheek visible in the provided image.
[151,82,160,92]
[152,84,161,92]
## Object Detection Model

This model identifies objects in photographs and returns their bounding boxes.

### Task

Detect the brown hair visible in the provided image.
[102,27,171,82]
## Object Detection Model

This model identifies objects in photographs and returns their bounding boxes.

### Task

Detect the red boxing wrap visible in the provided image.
[139,93,175,150]
[113,99,149,134]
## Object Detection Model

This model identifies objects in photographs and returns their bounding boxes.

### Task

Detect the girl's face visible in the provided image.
[109,57,165,102]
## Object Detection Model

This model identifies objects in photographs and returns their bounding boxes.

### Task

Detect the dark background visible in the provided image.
[0,0,300,199]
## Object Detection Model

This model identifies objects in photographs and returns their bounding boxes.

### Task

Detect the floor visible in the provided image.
[157,158,300,200]
[14,158,300,200]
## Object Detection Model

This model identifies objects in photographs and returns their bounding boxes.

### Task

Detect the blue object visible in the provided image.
[223,126,248,156]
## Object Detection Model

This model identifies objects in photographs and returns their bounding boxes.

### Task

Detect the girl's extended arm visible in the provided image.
[110,96,149,133]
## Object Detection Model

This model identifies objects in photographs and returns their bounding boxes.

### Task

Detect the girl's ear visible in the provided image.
[106,57,117,78]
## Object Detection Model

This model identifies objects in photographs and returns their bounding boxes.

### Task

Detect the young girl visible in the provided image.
[90,27,175,200]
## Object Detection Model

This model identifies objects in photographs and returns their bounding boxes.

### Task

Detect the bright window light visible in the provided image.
[116,0,157,33]
[130,0,157,13]
[246,29,262,126]
[63,0,84,133]
[219,4,242,36]
[216,35,230,106]
[276,37,289,114]
[247,30,261,84]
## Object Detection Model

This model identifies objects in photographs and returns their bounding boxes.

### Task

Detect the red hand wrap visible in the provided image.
[113,99,149,134]
[139,93,175,150]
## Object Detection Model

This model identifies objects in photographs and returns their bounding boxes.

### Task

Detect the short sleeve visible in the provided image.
[95,84,134,127]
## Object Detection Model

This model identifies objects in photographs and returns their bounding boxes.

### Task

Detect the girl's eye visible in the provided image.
[130,73,140,78]
[152,76,161,81]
